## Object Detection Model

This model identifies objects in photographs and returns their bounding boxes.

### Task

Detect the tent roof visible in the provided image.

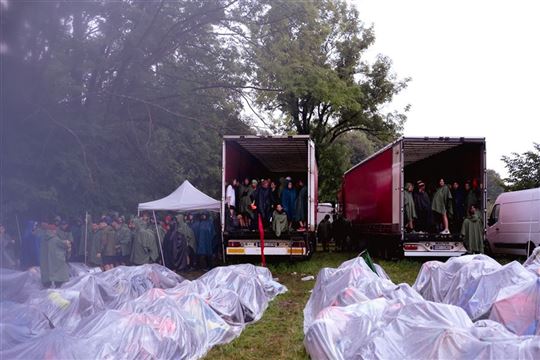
[138,180,220,212]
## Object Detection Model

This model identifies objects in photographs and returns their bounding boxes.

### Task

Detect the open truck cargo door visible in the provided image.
[343,137,486,258]
[222,135,317,259]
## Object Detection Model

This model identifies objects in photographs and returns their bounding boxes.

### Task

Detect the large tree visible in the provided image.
[501,143,540,191]
[1,0,250,218]
[236,0,408,152]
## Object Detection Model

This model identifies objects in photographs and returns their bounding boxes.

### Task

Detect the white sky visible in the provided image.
[351,0,540,176]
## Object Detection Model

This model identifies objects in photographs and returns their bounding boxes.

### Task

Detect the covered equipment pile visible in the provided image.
[303,256,540,360]
[0,263,286,359]
[414,252,540,336]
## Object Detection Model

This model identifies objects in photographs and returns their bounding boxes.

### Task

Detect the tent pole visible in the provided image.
[84,211,88,265]
[153,211,166,266]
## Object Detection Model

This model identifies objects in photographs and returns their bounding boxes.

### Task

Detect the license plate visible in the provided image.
[432,245,452,250]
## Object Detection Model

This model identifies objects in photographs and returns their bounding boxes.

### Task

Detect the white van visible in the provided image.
[317,203,334,225]
[486,187,540,256]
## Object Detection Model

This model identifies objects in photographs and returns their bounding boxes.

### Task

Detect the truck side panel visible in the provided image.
[308,140,317,231]
[344,147,393,225]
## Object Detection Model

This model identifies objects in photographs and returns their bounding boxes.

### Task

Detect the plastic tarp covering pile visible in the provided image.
[0,263,286,359]
[414,253,540,336]
[303,256,540,360]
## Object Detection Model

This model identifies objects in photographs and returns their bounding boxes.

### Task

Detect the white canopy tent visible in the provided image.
[137,180,221,265]
[138,180,220,212]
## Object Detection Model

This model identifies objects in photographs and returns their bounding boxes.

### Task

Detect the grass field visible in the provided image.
[204,252,424,360]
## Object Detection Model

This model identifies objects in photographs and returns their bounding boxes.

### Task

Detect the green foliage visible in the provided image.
[486,169,504,202]
[240,0,408,148]
[1,0,407,219]
[501,143,540,191]
[2,0,252,219]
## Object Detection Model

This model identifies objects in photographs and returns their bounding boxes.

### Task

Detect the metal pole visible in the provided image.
[152,211,166,266]
[84,212,88,265]
[15,215,22,268]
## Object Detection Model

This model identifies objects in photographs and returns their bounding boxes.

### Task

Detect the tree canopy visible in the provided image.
[239,0,408,151]
[501,143,540,191]
[2,0,251,218]
[1,0,407,219]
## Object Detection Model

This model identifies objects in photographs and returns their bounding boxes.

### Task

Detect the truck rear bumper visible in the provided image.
[404,251,466,257]
[226,247,307,256]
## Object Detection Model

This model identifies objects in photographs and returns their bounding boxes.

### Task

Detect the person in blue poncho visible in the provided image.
[280,179,297,224]
[21,221,41,269]
[195,213,215,270]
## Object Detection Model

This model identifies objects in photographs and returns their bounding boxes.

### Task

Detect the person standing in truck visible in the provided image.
[404,182,417,232]
[252,179,272,227]
[461,205,484,254]
[451,181,466,232]
[464,181,479,213]
[414,181,432,232]
[295,180,308,231]
[432,178,453,234]
[226,179,237,211]
[281,180,297,226]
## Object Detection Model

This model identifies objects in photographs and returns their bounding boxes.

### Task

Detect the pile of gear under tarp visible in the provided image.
[0,263,286,359]
[414,249,540,336]
[303,255,540,360]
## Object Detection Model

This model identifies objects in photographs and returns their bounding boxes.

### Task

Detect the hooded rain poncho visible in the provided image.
[295,185,308,222]
[461,211,484,253]
[47,231,69,283]
[272,210,288,237]
[432,185,453,216]
[115,224,132,257]
[195,216,216,256]
[404,190,417,223]
[281,184,297,221]
[177,215,196,250]
[130,219,158,265]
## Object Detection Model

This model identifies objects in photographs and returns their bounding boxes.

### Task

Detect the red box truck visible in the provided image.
[341,137,486,257]
[222,135,318,258]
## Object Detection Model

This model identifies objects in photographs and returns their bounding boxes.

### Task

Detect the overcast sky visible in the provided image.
[352,0,539,176]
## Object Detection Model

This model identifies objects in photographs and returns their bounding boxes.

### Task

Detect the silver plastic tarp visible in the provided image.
[0,263,286,359]
[414,253,540,336]
[303,256,540,360]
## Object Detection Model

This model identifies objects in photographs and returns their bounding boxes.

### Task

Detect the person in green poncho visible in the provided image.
[113,219,132,265]
[176,214,196,268]
[239,178,254,229]
[46,224,70,287]
[404,182,417,232]
[461,205,484,253]
[88,223,103,267]
[57,221,74,260]
[130,218,158,265]
[37,222,53,286]
[272,204,289,237]
[432,178,453,234]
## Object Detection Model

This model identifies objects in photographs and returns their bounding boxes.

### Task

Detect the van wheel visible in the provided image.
[483,241,493,256]
[526,241,536,257]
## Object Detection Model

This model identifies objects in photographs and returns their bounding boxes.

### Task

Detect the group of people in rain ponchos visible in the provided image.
[0,211,220,287]
[225,177,308,236]
[403,178,484,253]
